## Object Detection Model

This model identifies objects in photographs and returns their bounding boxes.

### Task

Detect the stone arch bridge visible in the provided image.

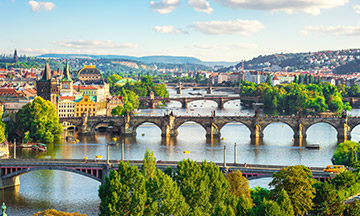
[60,113,360,142]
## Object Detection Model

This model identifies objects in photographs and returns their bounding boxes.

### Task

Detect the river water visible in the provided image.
[4,88,360,215]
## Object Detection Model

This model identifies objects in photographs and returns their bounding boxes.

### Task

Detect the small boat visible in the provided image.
[31,143,47,152]
[305,144,320,150]
[183,151,190,154]
[221,137,225,140]
[142,133,145,136]
[18,143,33,148]
[96,155,103,159]
[75,139,80,143]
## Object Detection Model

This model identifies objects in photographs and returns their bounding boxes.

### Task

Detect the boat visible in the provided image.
[305,144,320,150]
[183,151,190,154]
[221,137,225,140]
[18,143,33,148]
[31,143,47,152]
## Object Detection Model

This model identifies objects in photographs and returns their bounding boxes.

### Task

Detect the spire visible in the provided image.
[41,63,51,81]
[14,49,18,62]
[61,59,73,82]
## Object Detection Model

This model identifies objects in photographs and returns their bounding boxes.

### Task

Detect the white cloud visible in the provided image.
[212,0,348,15]
[354,4,360,14]
[191,19,264,35]
[153,25,186,34]
[28,1,55,12]
[150,0,180,14]
[57,40,138,49]
[187,0,214,13]
[301,25,360,36]
[186,43,258,50]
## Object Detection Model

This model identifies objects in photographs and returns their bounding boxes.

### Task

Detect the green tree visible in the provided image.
[276,189,294,216]
[250,187,269,215]
[349,84,360,97]
[0,112,5,142]
[257,199,282,216]
[142,149,156,179]
[332,141,360,167]
[344,200,360,216]
[15,96,63,143]
[269,165,316,215]
[33,209,87,216]
[311,182,344,216]
[266,74,272,86]
[235,194,253,216]
[111,105,125,116]
[98,161,147,216]
[293,75,297,83]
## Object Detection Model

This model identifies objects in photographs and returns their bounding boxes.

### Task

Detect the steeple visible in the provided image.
[41,63,52,81]
[13,49,18,62]
[61,59,72,82]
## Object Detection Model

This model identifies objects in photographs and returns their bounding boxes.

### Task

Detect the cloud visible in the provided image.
[191,19,264,35]
[212,0,348,15]
[301,25,360,36]
[186,43,258,50]
[150,0,180,14]
[153,25,186,34]
[187,0,214,13]
[28,1,55,12]
[354,4,360,14]
[57,40,138,49]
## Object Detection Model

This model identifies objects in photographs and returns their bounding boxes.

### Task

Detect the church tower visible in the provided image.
[36,63,59,105]
[60,59,73,96]
[13,49,18,62]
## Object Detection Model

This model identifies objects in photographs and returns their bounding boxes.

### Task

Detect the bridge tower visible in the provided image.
[176,82,182,94]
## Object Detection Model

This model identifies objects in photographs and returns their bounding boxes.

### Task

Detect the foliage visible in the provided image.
[226,170,251,200]
[240,81,351,114]
[13,97,63,143]
[235,194,253,216]
[276,189,294,216]
[256,199,282,216]
[311,182,344,216]
[269,165,316,215]
[0,112,5,142]
[330,170,360,200]
[250,187,269,215]
[32,209,87,216]
[344,200,360,216]
[332,141,360,167]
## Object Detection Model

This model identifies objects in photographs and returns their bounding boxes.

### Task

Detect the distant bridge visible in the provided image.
[166,82,240,94]
[59,112,358,142]
[139,96,260,109]
[0,159,330,188]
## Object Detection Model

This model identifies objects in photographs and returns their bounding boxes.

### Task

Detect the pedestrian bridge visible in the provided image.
[0,159,330,188]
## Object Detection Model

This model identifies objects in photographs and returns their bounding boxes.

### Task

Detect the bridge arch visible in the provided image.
[175,120,207,134]
[304,121,338,135]
[90,120,113,133]
[2,167,102,183]
[219,121,252,134]
[132,120,163,132]
[262,122,295,138]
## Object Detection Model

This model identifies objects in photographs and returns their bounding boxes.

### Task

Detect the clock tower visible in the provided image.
[60,59,73,96]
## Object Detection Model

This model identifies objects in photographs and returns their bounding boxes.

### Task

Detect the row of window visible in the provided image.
[58,104,74,108]
[76,108,96,112]
[76,113,96,117]
[59,114,74,117]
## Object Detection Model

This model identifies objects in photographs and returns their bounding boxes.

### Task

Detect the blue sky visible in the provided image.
[0,0,359,61]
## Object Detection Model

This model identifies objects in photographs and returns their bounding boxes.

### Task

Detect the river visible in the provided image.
[3,88,360,215]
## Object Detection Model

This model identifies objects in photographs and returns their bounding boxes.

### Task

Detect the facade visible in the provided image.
[58,96,75,118]
[76,84,110,102]
[36,64,59,105]
[74,95,97,117]
[106,96,124,116]
[78,65,102,82]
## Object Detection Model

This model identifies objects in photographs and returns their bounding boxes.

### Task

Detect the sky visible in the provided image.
[0,0,359,62]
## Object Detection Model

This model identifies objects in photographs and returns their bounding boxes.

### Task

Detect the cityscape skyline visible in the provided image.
[0,0,359,62]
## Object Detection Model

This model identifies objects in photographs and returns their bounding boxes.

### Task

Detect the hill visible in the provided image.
[36,54,237,67]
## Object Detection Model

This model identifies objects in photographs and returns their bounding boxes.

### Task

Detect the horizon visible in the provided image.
[0,1,359,62]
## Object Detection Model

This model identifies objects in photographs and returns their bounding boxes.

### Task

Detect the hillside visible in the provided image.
[234,49,360,74]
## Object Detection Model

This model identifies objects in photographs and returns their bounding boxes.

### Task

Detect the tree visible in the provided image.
[269,165,316,215]
[276,189,294,216]
[257,199,282,216]
[311,182,344,216]
[98,161,147,216]
[142,149,157,179]
[111,105,125,116]
[293,75,297,83]
[332,141,360,167]
[250,187,269,215]
[15,96,63,143]
[226,170,251,200]
[344,200,360,216]
[0,112,5,142]
[349,84,360,97]
[175,159,211,215]
[266,74,272,86]
[235,194,253,216]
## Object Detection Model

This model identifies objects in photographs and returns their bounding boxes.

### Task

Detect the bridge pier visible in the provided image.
[293,123,306,140]
[161,114,178,137]
[176,88,182,94]
[250,124,264,139]
[205,123,221,138]
[217,98,225,109]
[207,88,212,94]
[0,176,19,189]
[337,123,351,143]
[180,98,188,109]
[101,164,111,185]
[149,100,156,109]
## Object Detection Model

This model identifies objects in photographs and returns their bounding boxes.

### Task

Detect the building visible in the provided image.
[58,96,75,118]
[106,96,124,116]
[74,95,97,117]
[60,60,73,96]
[75,84,110,103]
[36,64,59,105]
[78,65,102,82]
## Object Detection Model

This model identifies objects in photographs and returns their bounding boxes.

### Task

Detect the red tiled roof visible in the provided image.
[59,96,75,100]
[0,88,24,96]
[79,86,98,90]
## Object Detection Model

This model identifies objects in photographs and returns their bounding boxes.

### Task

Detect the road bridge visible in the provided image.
[139,96,260,109]
[0,159,330,188]
[59,112,358,142]
[166,82,240,94]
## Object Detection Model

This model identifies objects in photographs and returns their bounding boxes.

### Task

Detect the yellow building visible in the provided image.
[75,95,97,117]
